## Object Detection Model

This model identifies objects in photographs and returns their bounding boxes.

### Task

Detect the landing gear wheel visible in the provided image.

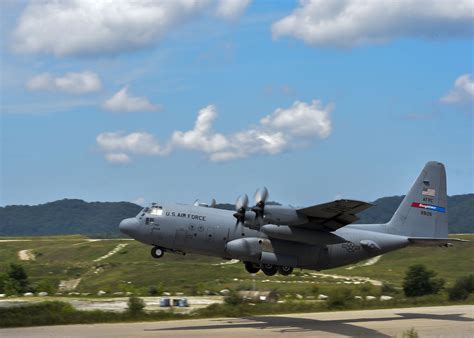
[261,263,277,276]
[278,265,293,276]
[151,246,164,259]
[244,261,260,274]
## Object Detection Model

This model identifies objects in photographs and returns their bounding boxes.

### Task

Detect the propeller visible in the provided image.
[252,187,269,223]
[210,198,217,208]
[233,194,249,226]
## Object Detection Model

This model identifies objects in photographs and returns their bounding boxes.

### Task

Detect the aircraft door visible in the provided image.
[149,220,175,247]
[204,226,229,255]
[174,226,187,248]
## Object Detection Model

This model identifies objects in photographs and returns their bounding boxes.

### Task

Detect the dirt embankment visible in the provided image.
[17,249,35,261]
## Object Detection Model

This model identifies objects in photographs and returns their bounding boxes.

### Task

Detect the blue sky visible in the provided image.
[1,0,473,207]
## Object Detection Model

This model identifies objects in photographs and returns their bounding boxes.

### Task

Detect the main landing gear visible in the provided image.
[243,262,294,276]
[151,246,164,259]
[244,261,260,273]
[277,265,293,276]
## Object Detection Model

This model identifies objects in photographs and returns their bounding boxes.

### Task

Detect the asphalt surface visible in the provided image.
[1,305,473,337]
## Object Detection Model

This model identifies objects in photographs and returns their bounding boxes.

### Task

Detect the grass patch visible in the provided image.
[0,301,186,328]
[0,234,472,297]
[1,293,472,328]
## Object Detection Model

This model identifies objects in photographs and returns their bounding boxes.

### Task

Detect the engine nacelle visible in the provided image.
[262,205,308,226]
[225,238,262,260]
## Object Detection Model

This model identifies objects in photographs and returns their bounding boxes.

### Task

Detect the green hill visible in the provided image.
[0,194,472,236]
[0,199,141,237]
[355,194,474,233]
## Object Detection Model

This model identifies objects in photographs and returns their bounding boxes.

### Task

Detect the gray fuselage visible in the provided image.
[120,203,410,271]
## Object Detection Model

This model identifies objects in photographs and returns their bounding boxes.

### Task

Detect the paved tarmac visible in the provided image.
[1,305,473,337]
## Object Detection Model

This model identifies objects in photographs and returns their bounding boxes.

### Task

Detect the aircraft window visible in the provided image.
[145,218,155,225]
[149,206,163,216]
[137,207,149,217]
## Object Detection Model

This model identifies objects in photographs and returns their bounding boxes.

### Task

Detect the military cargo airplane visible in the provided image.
[119,161,465,276]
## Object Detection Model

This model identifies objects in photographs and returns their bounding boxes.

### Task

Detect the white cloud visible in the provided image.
[13,0,250,56]
[261,100,332,138]
[26,71,101,94]
[215,0,251,20]
[440,74,474,104]
[170,105,230,153]
[170,105,291,161]
[105,153,131,164]
[97,131,166,157]
[102,87,160,113]
[272,0,474,48]
[133,197,146,205]
[97,99,333,163]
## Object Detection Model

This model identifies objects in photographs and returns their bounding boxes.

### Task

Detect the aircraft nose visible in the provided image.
[119,218,139,237]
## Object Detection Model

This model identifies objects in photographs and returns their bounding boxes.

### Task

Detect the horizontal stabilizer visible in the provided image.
[408,237,469,247]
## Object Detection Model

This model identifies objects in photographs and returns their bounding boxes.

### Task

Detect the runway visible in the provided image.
[1,305,472,337]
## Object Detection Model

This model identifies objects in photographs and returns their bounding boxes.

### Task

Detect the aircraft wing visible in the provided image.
[296,199,373,231]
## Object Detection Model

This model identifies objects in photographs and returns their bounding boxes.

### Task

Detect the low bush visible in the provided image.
[381,282,398,295]
[403,265,445,297]
[127,296,145,314]
[448,275,474,301]
[326,288,353,309]
[223,291,244,305]
[0,301,185,328]
[402,327,419,338]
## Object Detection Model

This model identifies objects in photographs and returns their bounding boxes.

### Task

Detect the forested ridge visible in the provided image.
[0,194,472,236]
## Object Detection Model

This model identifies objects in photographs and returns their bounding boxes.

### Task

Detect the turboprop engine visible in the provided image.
[233,187,309,229]
[262,205,308,226]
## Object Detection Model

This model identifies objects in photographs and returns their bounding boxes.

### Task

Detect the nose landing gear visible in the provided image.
[151,246,164,259]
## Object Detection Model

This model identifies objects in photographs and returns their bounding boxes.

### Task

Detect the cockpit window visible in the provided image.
[149,206,163,216]
[145,217,155,225]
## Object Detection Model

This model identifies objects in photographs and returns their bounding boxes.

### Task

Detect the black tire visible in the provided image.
[244,261,260,274]
[151,246,164,259]
[278,265,293,276]
[261,263,277,276]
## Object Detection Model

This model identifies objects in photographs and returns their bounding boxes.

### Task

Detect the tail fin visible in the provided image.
[387,161,447,238]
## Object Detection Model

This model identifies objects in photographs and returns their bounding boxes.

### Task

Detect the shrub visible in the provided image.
[327,288,353,309]
[1,264,31,295]
[148,286,159,296]
[403,265,444,297]
[3,278,21,296]
[310,285,320,296]
[402,327,419,338]
[448,284,469,301]
[381,282,398,294]
[0,274,7,293]
[448,275,474,301]
[34,280,56,294]
[127,296,145,315]
[224,291,243,305]
[0,301,75,327]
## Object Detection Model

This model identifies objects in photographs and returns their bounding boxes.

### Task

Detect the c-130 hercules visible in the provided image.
[120,161,465,276]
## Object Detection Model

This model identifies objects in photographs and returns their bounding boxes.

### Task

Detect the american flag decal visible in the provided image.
[422,188,436,197]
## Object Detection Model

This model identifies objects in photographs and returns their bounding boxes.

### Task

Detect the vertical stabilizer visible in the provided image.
[387,161,448,238]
